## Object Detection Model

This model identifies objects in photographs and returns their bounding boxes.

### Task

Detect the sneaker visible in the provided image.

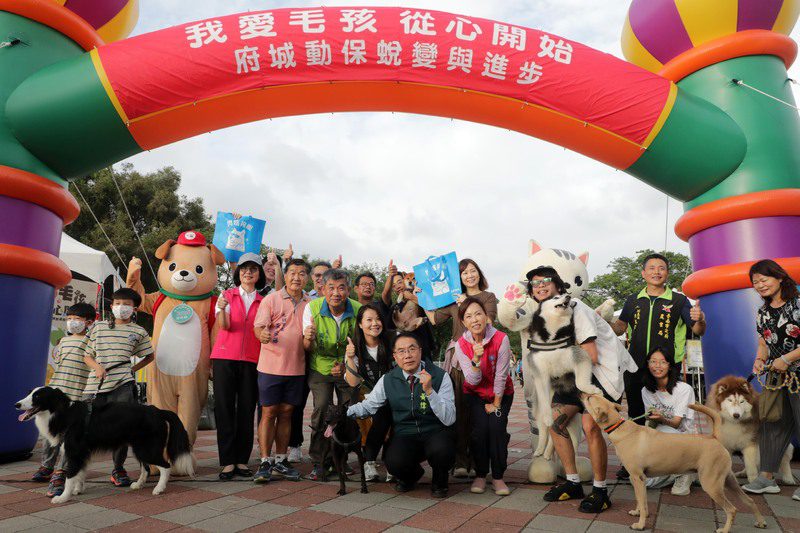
[271,459,301,481]
[364,461,379,482]
[287,446,303,464]
[431,485,449,498]
[385,472,395,483]
[111,469,132,487]
[793,487,800,502]
[345,463,355,476]
[543,480,585,502]
[46,471,65,497]
[453,467,470,478]
[671,474,693,496]
[306,465,325,481]
[395,480,414,493]
[743,475,780,494]
[470,478,486,494]
[32,466,54,482]
[579,488,612,513]
[253,461,272,483]
[616,466,630,481]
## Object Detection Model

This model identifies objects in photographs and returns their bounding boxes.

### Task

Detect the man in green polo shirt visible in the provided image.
[612,253,706,425]
[301,269,361,481]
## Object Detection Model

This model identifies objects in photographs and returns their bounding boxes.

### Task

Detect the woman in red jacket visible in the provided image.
[211,252,265,480]
[454,297,514,496]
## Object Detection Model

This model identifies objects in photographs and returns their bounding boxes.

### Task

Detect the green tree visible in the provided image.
[67,164,214,293]
[586,249,693,307]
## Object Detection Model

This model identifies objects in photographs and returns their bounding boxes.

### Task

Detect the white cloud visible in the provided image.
[123,1,800,291]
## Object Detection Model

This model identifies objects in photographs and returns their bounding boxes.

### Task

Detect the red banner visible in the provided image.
[98,7,670,144]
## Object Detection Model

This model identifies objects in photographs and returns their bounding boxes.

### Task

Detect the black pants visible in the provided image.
[213,359,258,466]
[288,375,310,448]
[468,394,512,480]
[624,370,646,425]
[385,429,455,488]
[363,404,393,462]
[93,382,137,470]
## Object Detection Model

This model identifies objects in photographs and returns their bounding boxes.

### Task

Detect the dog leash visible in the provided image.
[604,408,654,434]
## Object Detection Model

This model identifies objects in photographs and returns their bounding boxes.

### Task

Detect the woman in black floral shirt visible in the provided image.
[743,259,800,498]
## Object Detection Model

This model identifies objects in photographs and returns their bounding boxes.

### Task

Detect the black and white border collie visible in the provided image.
[15,386,194,504]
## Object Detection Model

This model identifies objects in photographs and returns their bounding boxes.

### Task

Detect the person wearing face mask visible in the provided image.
[454,297,514,496]
[31,302,96,497]
[83,288,154,487]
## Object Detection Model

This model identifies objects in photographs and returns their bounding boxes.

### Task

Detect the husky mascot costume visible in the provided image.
[498,240,636,483]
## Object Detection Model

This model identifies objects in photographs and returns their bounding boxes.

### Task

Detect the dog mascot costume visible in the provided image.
[127,231,225,444]
[498,240,634,483]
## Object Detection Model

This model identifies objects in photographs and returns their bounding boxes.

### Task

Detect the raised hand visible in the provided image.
[345,337,356,359]
[304,324,317,343]
[418,370,433,394]
[388,259,397,278]
[690,301,705,323]
[216,295,228,310]
[283,244,294,262]
[332,254,343,269]
[128,257,142,279]
[503,282,528,306]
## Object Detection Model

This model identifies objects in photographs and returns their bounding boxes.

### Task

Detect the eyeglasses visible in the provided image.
[358,282,376,288]
[530,278,552,288]
[648,360,670,367]
[394,345,421,356]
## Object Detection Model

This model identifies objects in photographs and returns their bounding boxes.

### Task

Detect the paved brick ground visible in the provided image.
[2,383,799,532]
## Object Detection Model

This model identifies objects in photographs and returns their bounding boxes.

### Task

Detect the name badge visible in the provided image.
[171,303,194,324]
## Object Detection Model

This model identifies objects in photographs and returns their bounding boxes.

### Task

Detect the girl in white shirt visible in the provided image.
[641,346,696,494]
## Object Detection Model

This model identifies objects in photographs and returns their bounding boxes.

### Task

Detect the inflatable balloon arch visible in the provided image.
[1,0,799,458]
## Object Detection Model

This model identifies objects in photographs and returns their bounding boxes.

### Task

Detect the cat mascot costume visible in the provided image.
[498,240,635,483]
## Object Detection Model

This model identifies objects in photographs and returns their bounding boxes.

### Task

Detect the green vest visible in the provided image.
[384,364,447,437]
[625,287,690,365]
[308,298,361,375]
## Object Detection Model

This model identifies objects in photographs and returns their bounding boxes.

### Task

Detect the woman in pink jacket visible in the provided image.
[454,296,514,496]
[211,252,265,480]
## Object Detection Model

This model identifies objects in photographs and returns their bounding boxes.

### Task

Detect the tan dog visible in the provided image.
[581,393,766,533]
[393,272,426,332]
[127,231,225,445]
[707,375,795,484]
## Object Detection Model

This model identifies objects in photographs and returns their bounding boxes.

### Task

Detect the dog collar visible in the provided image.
[603,419,625,434]
[159,288,214,301]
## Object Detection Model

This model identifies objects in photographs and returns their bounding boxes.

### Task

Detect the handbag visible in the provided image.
[413,252,461,311]
[759,371,785,423]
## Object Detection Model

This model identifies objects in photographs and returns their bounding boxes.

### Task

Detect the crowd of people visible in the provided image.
[37,246,800,510]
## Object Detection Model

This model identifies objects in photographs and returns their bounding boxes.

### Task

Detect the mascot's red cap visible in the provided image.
[177,231,207,247]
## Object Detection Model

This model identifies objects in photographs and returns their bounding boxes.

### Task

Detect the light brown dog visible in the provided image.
[392,272,426,332]
[581,393,766,533]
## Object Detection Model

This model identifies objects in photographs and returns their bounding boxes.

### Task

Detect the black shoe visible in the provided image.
[579,488,612,513]
[234,467,252,478]
[219,469,235,481]
[543,480,585,502]
[253,461,272,483]
[271,459,301,481]
[431,485,448,499]
[616,466,630,480]
[395,480,414,493]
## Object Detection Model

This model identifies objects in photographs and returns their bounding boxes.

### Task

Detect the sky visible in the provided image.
[121,1,800,290]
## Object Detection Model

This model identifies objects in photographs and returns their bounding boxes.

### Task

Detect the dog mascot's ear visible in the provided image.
[209,244,226,266]
[155,239,176,260]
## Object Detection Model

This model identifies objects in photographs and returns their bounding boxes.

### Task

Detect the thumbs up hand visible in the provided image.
[345,337,356,359]
[283,243,294,262]
[388,259,397,278]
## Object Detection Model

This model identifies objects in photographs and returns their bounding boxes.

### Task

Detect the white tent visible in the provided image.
[59,233,123,287]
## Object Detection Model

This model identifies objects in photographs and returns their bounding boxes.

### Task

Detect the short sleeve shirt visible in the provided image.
[49,335,92,400]
[84,322,154,394]
[254,288,311,376]
[756,297,800,370]
[641,381,695,434]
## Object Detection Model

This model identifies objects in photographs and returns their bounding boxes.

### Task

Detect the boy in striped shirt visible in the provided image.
[31,302,96,497]
[83,288,154,487]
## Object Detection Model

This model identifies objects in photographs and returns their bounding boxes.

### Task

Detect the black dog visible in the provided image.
[322,401,368,495]
[16,386,194,503]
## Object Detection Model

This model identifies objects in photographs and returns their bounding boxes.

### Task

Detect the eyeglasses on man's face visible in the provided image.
[394,345,421,356]
[530,277,552,288]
